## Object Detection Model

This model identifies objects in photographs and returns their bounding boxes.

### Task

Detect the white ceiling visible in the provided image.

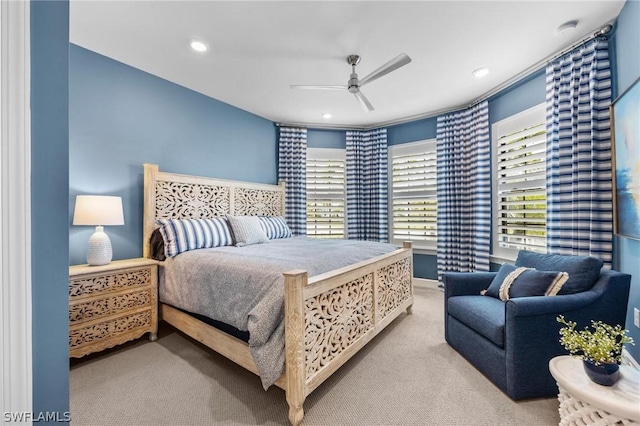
[70,1,626,129]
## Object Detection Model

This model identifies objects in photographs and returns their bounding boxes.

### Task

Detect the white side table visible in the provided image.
[549,355,640,425]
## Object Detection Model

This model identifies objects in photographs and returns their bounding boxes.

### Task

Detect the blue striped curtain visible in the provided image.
[278,127,307,235]
[545,38,613,267]
[436,101,491,281]
[346,128,388,242]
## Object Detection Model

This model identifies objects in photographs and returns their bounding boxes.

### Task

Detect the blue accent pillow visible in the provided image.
[500,268,568,300]
[484,263,518,299]
[156,217,234,258]
[484,264,568,301]
[258,216,292,239]
[515,250,603,294]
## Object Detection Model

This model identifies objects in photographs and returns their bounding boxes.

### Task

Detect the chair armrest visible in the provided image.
[443,272,497,298]
[505,290,600,317]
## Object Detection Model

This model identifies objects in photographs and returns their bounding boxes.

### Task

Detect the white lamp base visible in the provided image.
[87,225,113,266]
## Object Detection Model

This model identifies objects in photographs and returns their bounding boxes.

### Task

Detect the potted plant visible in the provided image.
[557,315,635,386]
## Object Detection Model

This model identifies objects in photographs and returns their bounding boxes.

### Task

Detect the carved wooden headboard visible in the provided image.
[143,163,285,258]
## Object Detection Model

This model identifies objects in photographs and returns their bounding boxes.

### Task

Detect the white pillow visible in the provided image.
[227,215,269,247]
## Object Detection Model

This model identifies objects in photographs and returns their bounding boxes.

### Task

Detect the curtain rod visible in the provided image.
[549,23,613,63]
[468,22,615,107]
[275,122,369,131]
[278,22,615,131]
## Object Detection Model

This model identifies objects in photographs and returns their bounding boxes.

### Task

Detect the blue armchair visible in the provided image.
[443,262,631,400]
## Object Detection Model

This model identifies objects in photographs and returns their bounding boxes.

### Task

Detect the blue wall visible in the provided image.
[612,0,640,363]
[387,116,437,145]
[307,128,346,149]
[487,70,546,122]
[31,0,70,421]
[69,45,277,265]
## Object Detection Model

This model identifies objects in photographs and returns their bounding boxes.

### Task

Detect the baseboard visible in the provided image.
[413,277,440,290]
[622,348,640,371]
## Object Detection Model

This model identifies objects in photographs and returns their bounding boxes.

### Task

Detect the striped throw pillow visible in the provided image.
[156,217,233,258]
[258,216,292,239]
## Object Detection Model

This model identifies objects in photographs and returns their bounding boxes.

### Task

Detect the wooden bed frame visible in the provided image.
[143,163,414,425]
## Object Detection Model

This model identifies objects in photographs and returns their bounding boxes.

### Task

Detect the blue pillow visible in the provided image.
[515,250,603,294]
[483,263,568,301]
[502,268,568,300]
[483,263,518,298]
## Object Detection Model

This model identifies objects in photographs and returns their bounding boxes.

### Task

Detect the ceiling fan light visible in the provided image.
[190,39,208,53]
[472,67,490,78]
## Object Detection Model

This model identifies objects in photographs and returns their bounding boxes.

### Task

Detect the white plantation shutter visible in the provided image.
[306,148,346,238]
[389,140,437,248]
[493,104,547,256]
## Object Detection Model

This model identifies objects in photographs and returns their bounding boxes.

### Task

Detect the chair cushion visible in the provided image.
[447,295,505,347]
[515,250,603,295]
[484,263,568,301]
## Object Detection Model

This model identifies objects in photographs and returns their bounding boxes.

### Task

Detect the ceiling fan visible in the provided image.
[290,53,412,112]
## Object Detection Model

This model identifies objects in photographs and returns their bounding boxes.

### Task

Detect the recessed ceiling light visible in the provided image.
[190,40,208,53]
[472,67,490,78]
[322,113,332,119]
[557,20,578,37]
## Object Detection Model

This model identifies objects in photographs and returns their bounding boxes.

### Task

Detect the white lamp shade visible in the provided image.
[73,195,124,226]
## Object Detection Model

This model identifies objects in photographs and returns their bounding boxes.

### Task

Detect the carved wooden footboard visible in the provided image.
[143,164,414,425]
[284,244,413,425]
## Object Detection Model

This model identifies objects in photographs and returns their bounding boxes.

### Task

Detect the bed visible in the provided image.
[143,163,414,425]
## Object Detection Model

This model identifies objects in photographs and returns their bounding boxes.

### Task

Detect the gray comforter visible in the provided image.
[159,236,398,389]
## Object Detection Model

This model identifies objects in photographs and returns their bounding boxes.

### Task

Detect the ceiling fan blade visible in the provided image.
[354,91,374,112]
[359,53,412,87]
[290,85,347,90]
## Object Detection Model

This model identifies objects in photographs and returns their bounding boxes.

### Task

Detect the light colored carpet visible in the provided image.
[70,287,560,425]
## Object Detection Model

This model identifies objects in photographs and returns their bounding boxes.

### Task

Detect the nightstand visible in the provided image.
[69,258,158,358]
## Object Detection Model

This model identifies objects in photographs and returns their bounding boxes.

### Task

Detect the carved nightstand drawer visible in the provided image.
[69,287,153,323]
[69,266,153,299]
[69,258,158,358]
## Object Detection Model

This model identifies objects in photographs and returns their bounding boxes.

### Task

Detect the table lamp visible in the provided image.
[73,195,124,265]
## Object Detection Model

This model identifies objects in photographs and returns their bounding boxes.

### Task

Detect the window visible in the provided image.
[388,140,437,249]
[492,103,547,258]
[306,148,346,238]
